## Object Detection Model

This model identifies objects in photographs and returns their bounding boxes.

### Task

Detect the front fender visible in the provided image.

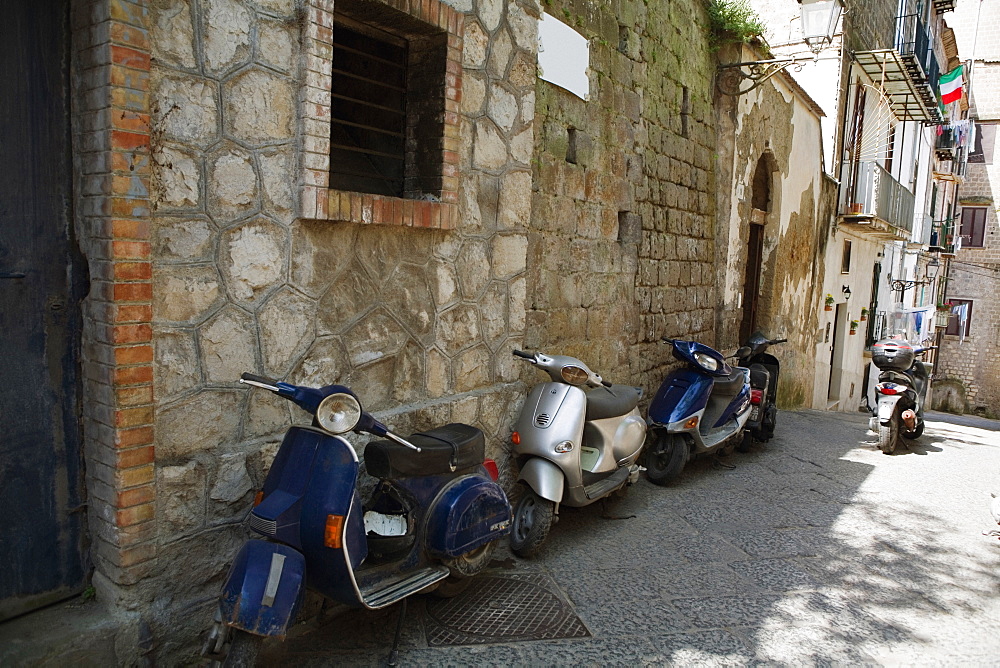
[517,457,565,504]
[220,540,306,639]
[876,396,901,425]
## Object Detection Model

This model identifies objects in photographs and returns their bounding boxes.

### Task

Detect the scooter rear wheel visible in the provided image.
[878,407,900,454]
[510,485,555,558]
[645,433,687,486]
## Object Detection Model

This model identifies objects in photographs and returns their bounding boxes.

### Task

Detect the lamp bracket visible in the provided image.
[717,57,811,96]
[888,276,928,292]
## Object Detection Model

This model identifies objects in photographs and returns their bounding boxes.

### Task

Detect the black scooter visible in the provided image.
[735,332,785,452]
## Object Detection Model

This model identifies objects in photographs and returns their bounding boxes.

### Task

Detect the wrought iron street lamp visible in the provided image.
[717,0,844,96]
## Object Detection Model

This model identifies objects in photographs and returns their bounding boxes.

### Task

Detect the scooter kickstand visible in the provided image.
[386,598,408,667]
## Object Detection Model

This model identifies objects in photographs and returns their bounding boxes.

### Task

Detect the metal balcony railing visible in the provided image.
[936,128,957,159]
[840,160,915,233]
[895,13,933,82]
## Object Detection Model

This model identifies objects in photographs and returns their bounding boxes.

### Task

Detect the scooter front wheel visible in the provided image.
[510,485,555,558]
[645,433,687,486]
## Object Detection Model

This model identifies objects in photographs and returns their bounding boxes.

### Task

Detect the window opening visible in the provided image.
[330,18,407,197]
[959,206,987,248]
[945,299,972,337]
[841,239,852,273]
[329,1,448,200]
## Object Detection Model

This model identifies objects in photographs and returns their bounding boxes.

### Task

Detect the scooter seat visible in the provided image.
[364,423,486,479]
[586,384,642,420]
[712,367,747,397]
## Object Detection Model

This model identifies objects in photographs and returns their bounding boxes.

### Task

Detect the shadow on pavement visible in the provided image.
[257,409,1000,666]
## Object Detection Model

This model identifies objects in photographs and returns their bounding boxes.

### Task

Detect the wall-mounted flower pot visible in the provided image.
[849,329,857,335]
[824,305,832,312]
[847,203,864,214]
[860,314,867,321]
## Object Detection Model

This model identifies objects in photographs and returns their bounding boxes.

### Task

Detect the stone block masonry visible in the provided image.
[72,0,157,589]
[529,0,719,393]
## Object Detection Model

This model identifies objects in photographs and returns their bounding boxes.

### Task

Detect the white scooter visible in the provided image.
[507,349,646,557]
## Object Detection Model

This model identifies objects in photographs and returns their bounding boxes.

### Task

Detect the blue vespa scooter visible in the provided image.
[202,373,511,666]
[644,339,752,485]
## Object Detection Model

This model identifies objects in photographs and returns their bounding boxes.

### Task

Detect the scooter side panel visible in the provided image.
[517,457,565,504]
[514,382,587,489]
[220,539,306,639]
[712,374,751,428]
[426,475,512,558]
[648,369,712,426]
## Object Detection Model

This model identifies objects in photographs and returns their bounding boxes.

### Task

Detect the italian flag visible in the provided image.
[940,65,963,104]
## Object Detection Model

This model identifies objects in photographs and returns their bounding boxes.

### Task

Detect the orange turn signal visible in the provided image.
[511,431,521,445]
[684,417,699,429]
[253,491,264,507]
[324,514,345,549]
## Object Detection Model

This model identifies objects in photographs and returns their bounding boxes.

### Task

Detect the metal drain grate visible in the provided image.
[424,572,590,646]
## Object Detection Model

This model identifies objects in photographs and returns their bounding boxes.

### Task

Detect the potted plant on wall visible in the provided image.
[849,320,859,335]
[825,294,834,311]
[860,307,868,321]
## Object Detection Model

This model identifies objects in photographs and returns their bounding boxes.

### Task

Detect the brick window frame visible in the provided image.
[301,0,463,229]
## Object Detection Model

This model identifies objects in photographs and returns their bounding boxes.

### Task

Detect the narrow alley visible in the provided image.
[254,409,1000,665]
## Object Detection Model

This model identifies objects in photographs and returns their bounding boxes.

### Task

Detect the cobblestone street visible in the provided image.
[264,409,1000,666]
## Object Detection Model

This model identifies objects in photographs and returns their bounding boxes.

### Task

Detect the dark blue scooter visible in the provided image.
[202,373,511,666]
[645,339,752,485]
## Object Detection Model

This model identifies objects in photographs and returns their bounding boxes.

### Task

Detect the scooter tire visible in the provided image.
[222,630,263,668]
[878,410,900,455]
[645,434,687,486]
[509,485,555,559]
[443,540,496,578]
[903,421,924,439]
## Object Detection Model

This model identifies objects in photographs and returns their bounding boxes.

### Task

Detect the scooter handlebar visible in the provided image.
[239,372,281,391]
[512,349,535,359]
[771,338,788,344]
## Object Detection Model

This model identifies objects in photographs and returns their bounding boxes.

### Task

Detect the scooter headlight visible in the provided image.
[560,365,589,385]
[693,352,719,372]
[316,393,361,434]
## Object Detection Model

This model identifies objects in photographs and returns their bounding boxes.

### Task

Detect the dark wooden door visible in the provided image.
[739,222,765,344]
[0,0,88,621]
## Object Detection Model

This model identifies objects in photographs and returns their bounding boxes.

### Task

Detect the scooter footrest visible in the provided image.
[361,566,449,609]
[584,466,630,500]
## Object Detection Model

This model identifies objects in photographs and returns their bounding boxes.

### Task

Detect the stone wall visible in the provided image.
[529,0,718,394]
[70,0,540,659]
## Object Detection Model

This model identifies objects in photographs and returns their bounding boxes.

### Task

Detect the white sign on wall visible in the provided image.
[537,12,590,101]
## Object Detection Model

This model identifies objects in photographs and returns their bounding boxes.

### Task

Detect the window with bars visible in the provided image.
[330,19,408,197]
[329,0,449,201]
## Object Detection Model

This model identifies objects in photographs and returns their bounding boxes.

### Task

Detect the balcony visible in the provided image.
[852,50,942,124]
[929,221,957,255]
[839,160,915,239]
[935,128,957,160]
[933,0,955,14]
[895,12,942,114]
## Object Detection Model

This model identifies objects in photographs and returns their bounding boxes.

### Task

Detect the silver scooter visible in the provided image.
[507,349,646,557]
